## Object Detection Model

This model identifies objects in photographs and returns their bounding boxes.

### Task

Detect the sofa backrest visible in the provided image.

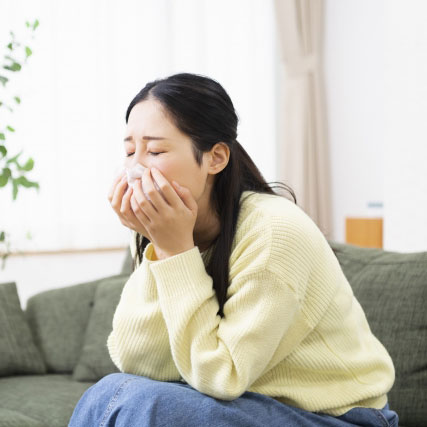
[328,241,427,427]
[24,249,133,373]
[121,247,133,275]
[25,277,104,373]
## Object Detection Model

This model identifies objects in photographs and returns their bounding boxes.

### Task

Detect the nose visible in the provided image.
[127,152,147,169]
[129,149,149,170]
[128,158,147,170]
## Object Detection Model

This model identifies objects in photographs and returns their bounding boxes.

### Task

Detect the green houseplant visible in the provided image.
[0,19,40,269]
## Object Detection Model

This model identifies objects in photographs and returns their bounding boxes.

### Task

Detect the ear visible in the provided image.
[206,142,230,175]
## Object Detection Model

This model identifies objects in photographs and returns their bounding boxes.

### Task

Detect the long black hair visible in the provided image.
[125,72,296,317]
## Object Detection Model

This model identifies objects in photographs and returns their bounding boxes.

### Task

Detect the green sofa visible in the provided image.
[0,241,426,427]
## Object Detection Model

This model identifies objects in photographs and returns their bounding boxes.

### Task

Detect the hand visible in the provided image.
[130,167,198,259]
[107,170,151,239]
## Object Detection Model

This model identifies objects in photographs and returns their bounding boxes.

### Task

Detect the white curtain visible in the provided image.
[274,0,333,238]
[0,0,278,252]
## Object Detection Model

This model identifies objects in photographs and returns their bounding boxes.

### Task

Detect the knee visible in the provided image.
[69,373,140,426]
[84,373,139,403]
[96,372,138,388]
[88,373,143,408]
[71,375,198,427]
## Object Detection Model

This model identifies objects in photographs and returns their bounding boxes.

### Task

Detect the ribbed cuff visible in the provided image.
[149,245,213,300]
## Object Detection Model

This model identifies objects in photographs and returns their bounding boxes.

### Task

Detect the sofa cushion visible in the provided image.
[0,282,46,377]
[0,408,44,427]
[25,278,101,373]
[0,374,93,427]
[329,241,427,427]
[73,274,129,381]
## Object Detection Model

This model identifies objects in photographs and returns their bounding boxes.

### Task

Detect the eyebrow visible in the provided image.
[124,136,166,142]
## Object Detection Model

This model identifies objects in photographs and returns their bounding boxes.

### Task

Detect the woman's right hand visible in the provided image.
[107,171,151,240]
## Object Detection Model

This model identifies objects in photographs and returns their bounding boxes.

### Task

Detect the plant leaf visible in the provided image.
[7,126,15,132]
[33,20,40,31]
[0,145,7,158]
[6,150,22,164]
[0,176,8,187]
[19,157,34,171]
[16,175,39,189]
[2,168,12,178]
[14,96,20,104]
[0,168,12,187]
[0,133,5,140]
[25,46,32,57]
[0,231,5,242]
[0,75,8,86]
[4,62,22,72]
[7,42,13,51]
[12,180,18,200]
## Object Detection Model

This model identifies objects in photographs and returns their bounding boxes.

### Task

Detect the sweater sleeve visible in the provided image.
[106,242,181,381]
[148,232,312,400]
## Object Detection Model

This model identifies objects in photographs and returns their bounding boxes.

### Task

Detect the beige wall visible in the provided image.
[324,0,385,244]
[324,0,427,252]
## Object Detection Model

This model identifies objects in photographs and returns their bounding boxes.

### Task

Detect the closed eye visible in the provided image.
[126,152,164,157]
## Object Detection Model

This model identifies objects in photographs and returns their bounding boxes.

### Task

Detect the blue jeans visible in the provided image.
[69,373,399,427]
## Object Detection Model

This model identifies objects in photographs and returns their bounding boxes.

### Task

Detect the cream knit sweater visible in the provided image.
[107,190,395,416]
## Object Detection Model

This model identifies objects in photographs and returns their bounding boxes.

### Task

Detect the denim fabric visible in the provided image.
[69,373,399,427]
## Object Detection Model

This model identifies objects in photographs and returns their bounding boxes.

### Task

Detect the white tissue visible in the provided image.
[126,163,146,189]
[125,163,160,200]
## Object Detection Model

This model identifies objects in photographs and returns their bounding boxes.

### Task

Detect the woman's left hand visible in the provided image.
[130,167,198,259]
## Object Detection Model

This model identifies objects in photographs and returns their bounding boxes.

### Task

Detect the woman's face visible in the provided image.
[124,98,211,203]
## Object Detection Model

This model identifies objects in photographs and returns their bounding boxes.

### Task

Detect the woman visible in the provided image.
[69,73,398,426]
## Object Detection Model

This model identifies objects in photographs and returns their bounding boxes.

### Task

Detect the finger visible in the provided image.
[132,178,158,218]
[172,181,198,213]
[150,167,181,208]
[108,170,127,202]
[109,173,151,235]
[120,183,133,215]
[110,175,129,211]
[119,185,145,230]
[140,167,168,211]
[130,191,151,226]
